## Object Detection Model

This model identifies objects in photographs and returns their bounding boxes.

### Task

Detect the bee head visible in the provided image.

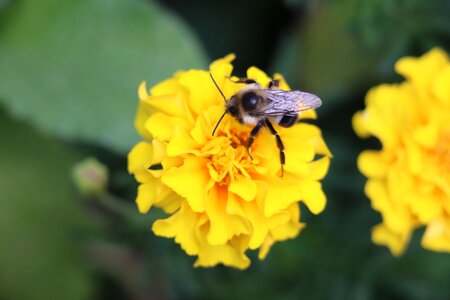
[228,106,238,116]
[226,96,239,117]
[210,73,241,135]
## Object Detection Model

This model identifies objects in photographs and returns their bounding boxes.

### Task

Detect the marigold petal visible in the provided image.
[258,204,303,259]
[128,141,153,173]
[432,65,450,104]
[299,109,318,120]
[307,156,331,180]
[209,54,235,82]
[421,218,450,252]
[282,123,332,157]
[271,220,303,242]
[404,138,423,175]
[166,128,200,157]
[226,193,246,216]
[143,93,190,118]
[134,102,153,140]
[258,236,274,260]
[395,48,448,87]
[284,151,327,177]
[264,177,303,216]
[240,182,269,249]
[153,185,181,214]
[313,137,333,157]
[246,66,271,87]
[273,73,290,90]
[358,150,388,178]
[138,81,149,99]
[409,193,442,223]
[151,139,166,166]
[299,180,327,214]
[209,53,235,71]
[282,122,319,142]
[205,187,251,245]
[365,111,397,149]
[412,121,440,148]
[178,70,224,115]
[152,203,200,255]
[136,182,157,213]
[194,235,250,269]
[150,77,184,97]
[365,180,411,234]
[135,81,153,138]
[284,140,315,163]
[128,141,155,183]
[228,175,257,201]
[145,113,175,140]
[161,157,211,212]
[269,206,303,242]
[352,110,371,138]
[284,124,331,159]
[190,106,218,145]
[372,224,410,256]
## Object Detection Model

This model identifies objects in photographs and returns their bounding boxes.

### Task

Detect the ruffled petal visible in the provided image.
[352,110,371,138]
[432,65,450,104]
[358,150,388,178]
[372,224,411,256]
[422,218,450,252]
[162,157,212,212]
[205,187,251,245]
[228,175,257,201]
[152,203,200,255]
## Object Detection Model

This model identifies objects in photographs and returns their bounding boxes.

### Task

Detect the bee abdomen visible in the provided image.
[278,115,298,128]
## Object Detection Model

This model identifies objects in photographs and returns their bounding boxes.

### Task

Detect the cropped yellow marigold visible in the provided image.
[353,48,450,255]
[128,54,331,269]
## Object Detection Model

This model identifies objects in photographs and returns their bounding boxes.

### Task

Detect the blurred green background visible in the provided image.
[1,0,449,299]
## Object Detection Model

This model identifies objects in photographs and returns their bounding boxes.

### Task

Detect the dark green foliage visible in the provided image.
[0,110,94,300]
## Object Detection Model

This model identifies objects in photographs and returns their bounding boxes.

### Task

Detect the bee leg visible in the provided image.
[246,120,264,160]
[228,77,257,85]
[265,119,285,177]
[268,79,280,89]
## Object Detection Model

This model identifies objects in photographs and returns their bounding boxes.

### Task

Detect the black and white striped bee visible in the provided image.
[210,74,322,176]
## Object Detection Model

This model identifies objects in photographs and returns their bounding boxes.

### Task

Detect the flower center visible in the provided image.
[206,128,254,185]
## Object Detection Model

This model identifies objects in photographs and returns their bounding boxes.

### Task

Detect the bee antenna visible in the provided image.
[212,110,227,136]
[210,72,227,103]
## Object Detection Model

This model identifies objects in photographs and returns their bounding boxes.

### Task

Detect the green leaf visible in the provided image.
[0,0,208,153]
[0,110,94,300]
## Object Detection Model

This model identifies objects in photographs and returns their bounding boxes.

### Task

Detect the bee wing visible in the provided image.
[255,89,322,116]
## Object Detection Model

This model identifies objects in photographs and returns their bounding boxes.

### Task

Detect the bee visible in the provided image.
[210,73,322,176]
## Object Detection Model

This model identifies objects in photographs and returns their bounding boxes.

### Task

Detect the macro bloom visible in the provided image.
[128,55,331,269]
[353,48,450,255]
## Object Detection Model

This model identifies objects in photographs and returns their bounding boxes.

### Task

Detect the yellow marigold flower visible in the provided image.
[353,48,450,255]
[128,54,331,269]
